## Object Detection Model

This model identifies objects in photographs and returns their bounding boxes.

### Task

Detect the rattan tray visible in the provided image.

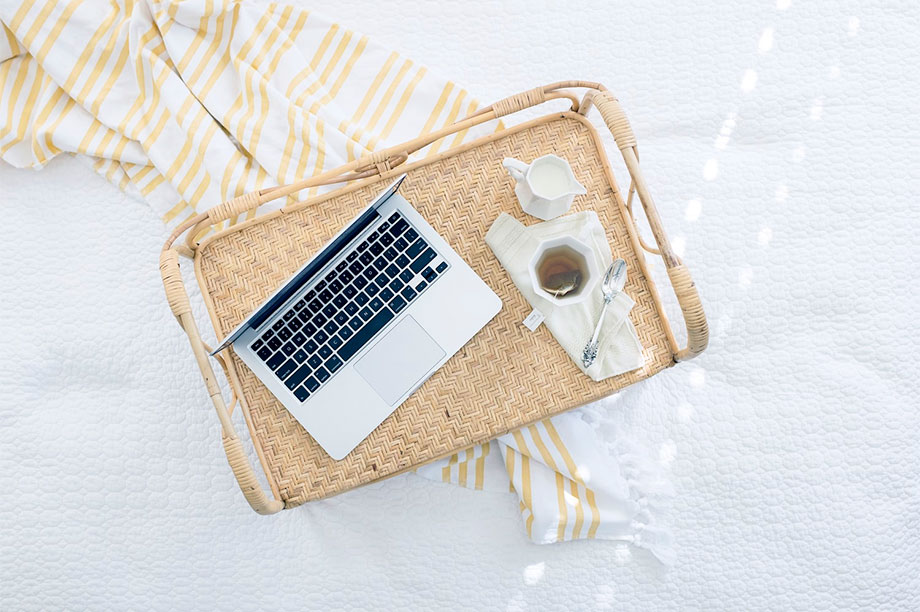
[160,82,708,514]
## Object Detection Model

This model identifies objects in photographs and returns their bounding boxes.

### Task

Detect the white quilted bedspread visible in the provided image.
[1,1,918,610]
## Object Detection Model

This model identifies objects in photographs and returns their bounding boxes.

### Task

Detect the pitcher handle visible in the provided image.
[502,157,529,182]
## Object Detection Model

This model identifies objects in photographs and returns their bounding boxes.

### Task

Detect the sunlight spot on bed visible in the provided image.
[740,69,758,93]
[685,198,702,221]
[689,366,707,388]
[575,464,591,482]
[703,158,719,181]
[848,16,860,36]
[775,184,788,202]
[564,491,580,507]
[614,543,633,563]
[672,235,686,257]
[810,97,824,121]
[523,562,545,586]
[659,439,677,467]
[739,266,753,287]
[776,0,791,10]
[792,146,806,162]
[758,226,773,245]
[715,112,736,149]
[758,27,774,53]
[677,401,695,422]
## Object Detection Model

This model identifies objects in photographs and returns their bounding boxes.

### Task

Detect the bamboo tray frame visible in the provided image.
[160,81,708,515]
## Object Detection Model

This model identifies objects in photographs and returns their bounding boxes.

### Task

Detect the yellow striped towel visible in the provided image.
[0,0,672,560]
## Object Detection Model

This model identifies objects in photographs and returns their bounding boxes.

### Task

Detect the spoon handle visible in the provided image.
[582,294,613,368]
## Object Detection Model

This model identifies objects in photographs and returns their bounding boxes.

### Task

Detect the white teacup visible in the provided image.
[528,235,599,306]
[503,154,587,220]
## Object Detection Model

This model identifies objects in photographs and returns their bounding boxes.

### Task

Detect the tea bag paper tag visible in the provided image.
[522,308,545,331]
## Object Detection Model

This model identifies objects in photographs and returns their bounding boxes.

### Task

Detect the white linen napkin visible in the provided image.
[485,211,644,380]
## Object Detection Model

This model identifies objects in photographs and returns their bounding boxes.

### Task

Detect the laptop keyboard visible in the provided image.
[248,211,449,403]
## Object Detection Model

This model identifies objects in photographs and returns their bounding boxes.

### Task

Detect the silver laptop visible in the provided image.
[211,175,501,460]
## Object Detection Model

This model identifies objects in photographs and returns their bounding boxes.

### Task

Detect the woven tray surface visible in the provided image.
[197,114,673,506]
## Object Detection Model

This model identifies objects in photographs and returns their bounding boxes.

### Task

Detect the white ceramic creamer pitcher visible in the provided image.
[502,154,587,220]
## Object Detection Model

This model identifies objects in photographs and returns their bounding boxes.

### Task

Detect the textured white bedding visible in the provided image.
[1,0,918,610]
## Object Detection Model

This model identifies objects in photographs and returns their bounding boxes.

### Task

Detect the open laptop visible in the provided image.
[211,175,501,460]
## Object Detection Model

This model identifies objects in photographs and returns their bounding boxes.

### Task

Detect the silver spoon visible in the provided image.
[582,259,627,368]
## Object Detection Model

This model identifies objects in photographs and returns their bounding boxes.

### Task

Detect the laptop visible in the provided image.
[211,175,502,460]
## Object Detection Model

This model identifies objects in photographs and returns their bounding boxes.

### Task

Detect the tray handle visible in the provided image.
[160,250,284,514]
[590,89,709,361]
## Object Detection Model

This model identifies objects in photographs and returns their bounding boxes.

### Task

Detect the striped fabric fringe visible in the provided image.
[1,0,672,560]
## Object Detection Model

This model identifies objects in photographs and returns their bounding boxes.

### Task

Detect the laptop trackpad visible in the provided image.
[354,315,446,406]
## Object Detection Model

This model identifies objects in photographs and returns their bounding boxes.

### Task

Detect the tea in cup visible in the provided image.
[528,235,599,306]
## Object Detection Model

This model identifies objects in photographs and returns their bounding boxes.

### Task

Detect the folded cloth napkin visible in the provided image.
[486,211,644,380]
[1,0,670,559]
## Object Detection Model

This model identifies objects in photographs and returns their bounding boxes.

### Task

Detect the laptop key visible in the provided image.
[305,339,318,354]
[357,241,369,252]
[267,351,286,370]
[304,376,320,392]
[306,289,317,301]
[345,302,358,316]
[390,296,407,313]
[322,304,336,318]
[410,248,437,273]
[359,306,374,321]
[257,346,273,361]
[399,269,414,283]
[354,275,368,290]
[370,242,384,256]
[365,283,379,297]
[308,355,322,369]
[415,280,428,292]
[329,335,343,350]
[379,288,394,302]
[349,261,364,275]
[315,367,330,383]
[261,329,275,341]
[293,386,310,402]
[268,337,282,351]
[359,252,373,265]
[278,327,292,341]
[379,220,390,232]
[297,309,312,324]
[330,280,343,293]
[308,298,322,312]
[373,257,387,271]
[334,311,349,325]
[374,275,388,288]
[422,266,436,280]
[406,237,427,259]
[363,267,378,281]
[314,330,328,344]
[276,359,297,380]
[347,251,358,262]
[340,270,354,284]
[389,278,404,293]
[326,355,343,373]
[355,292,369,306]
[380,233,394,247]
[319,345,332,359]
[325,270,336,283]
[370,297,384,311]
[252,339,264,351]
[283,310,295,321]
[390,219,409,237]
[294,349,308,363]
[385,264,400,278]
[294,300,306,311]
[436,262,448,274]
[323,320,339,336]
[292,332,306,345]
[338,326,353,341]
[303,322,317,336]
[319,289,333,302]
[285,364,312,390]
[343,285,357,299]
[368,231,379,242]
[281,342,296,356]
[388,212,401,223]
[394,238,409,253]
[316,280,327,291]
[333,294,347,308]
[288,318,302,332]
[338,308,395,362]
[384,246,398,260]
[400,286,417,302]
[272,320,285,332]
[348,316,363,331]
[311,313,327,327]
[336,260,348,273]
[405,228,418,242]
